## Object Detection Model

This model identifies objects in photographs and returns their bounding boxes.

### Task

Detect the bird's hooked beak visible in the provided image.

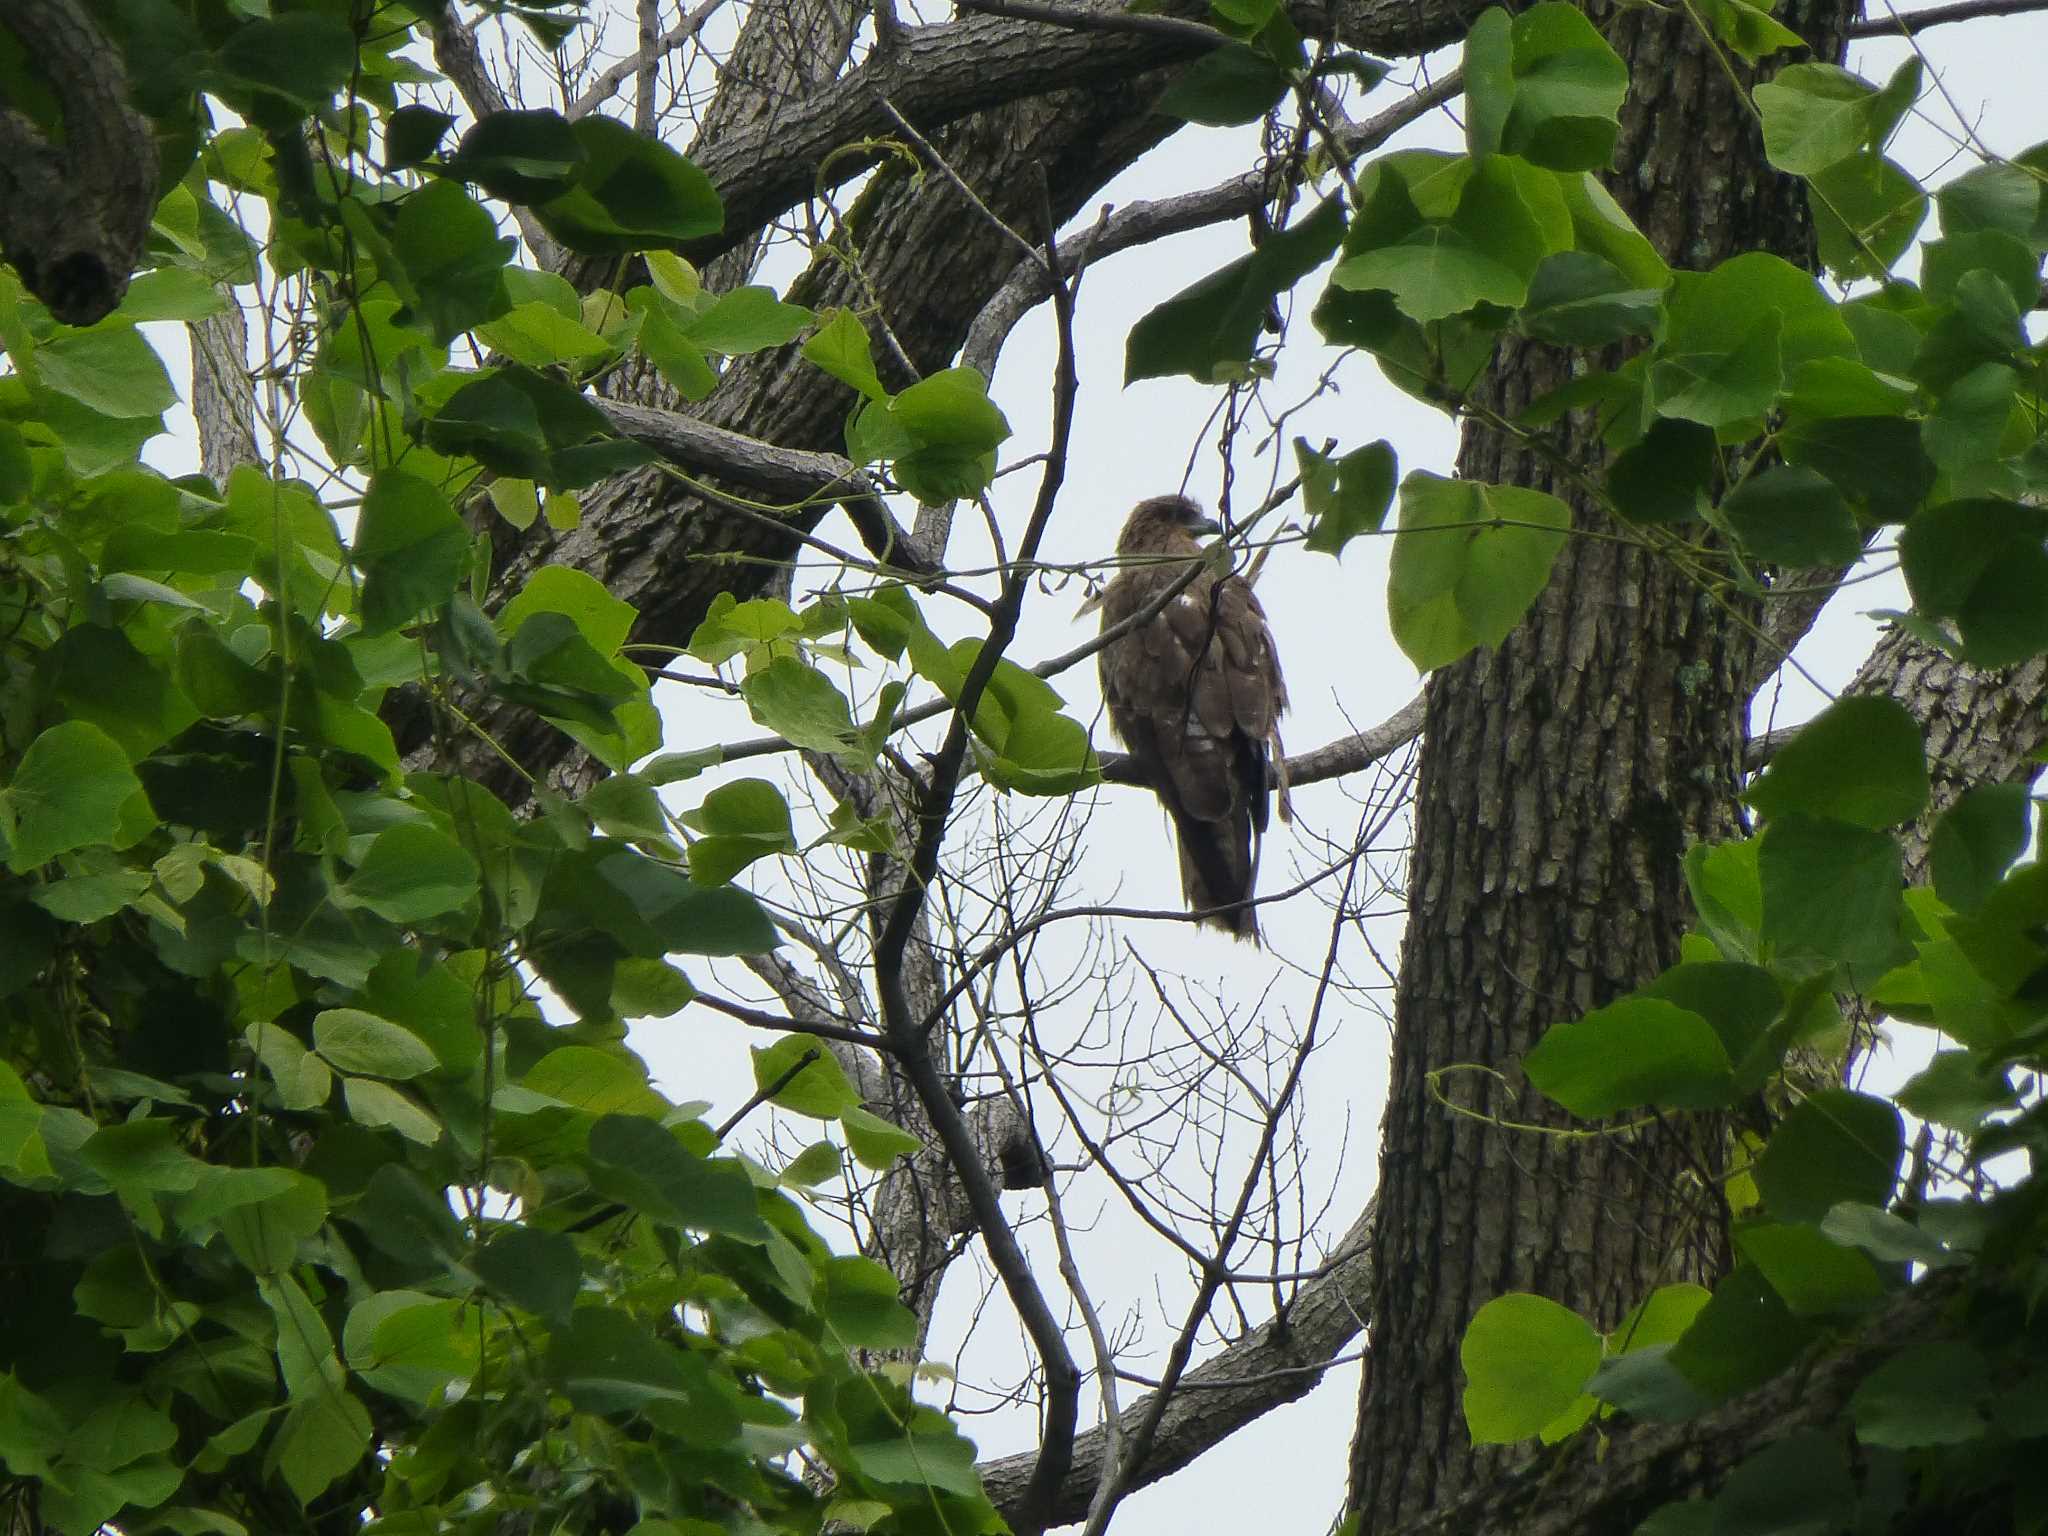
[1188,516,1224,539]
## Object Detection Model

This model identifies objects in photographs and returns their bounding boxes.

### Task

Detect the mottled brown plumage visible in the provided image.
[1098,495,1288,941]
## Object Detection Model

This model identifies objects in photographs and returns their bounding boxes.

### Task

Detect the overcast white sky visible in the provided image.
[132,6,2048,1527]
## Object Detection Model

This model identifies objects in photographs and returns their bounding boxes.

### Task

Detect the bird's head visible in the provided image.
[1118,494,1222,554]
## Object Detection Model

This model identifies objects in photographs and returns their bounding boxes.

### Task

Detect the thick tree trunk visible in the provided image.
[1346,1,1853,1525]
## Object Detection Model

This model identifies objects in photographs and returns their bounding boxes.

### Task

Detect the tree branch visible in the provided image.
[979,1199,1377,1529]
[568,0,730,119]
[597,398,936,576]
[1846,0,2048,36]
[960,70,1464,379]
[0,0,156,324]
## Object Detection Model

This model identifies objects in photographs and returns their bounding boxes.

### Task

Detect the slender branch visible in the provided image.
[1846,0,2048,36]
[688,987,890,1048]
[570,0,730,119]
[961,70,1465,379]
[872,194,1085,1536]
[714,1047,819,1140]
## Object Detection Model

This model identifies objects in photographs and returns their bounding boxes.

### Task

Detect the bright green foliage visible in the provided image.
[1385,471,1569,671]
[0,7,1000,1536]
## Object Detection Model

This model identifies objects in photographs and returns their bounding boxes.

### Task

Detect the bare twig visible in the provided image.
[569,0,729,118]
[715,1046,820,1139]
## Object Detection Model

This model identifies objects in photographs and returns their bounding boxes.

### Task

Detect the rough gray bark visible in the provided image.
[190,300,263,483]
[1344,0,1857,1524]
[0,0,157,325]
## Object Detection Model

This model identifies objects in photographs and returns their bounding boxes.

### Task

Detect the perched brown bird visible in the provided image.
[1097,495,1289,942]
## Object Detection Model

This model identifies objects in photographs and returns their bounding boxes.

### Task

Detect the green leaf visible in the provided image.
[739,656,862,755]
[752,1035,857,1119]
[40,625,198,760]
[1756,63,1892,174]
[1665,1264,1815,1400]
[1757,813,1904,973]
[447,109,587,202]
[1711,1432,1856,1536]
[1298,438,1397,555]
[344,1291,476,1404]
[244,1024,335,1111]
[1938,160,2045,242]
[1465,3,1629,170]
[342,823,482,923]
[208,13,356,119]
[3,721,147,872]
[1652,253,1855,434]
[474,300,615,367]
[889,367,1011,452]
[585,1115,767,1237]
[533,115,723,254]
[634,301,718,400]
[1460,1292,1602,1444]
[782,1140,844,1187]
[342,1077,442,1143]
[1928,782,2030,911]
[501,564,638,655]
[1703,0,1806,60]
[1733,1222,1882,1316]
[1821,1200,1965,1266]
[1810,153,1927,281]
[1128,196,1345,383]
[389,180,515,344]
[474,1225,582,1321]
[802,309,887,400]
[584,774,673,844]
[1157,43,1290,126]
[272,1388,372,1505]
[352,469,469,634]
[1519,251,1663,345]
[1385,471,1570,672]
[1607,418,1714,524]
[1752,1088,1902,1223]
[1743,697,1927,830]
[683,285,814,354]
[1851,1341,1989,1447]
[848,1429,985,1497]
[1333,157,1557,322]
[686,776,798,885]
[116,267,230,323]
[1653,312,1782,430]
[383,104,456,170]
[841,1104,922,1169]
[1781,413,1934,521]
[1525,997,1734,1116]
[1899,499,2048,667]
[36,324,177,419]
[313,1009,440,1081]
[821,1255,918,1349]
[1612,1283,1712,1353]
[1717,464,1860,566]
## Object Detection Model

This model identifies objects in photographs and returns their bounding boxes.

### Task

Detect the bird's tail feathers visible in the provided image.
[1168,805,1261,944]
